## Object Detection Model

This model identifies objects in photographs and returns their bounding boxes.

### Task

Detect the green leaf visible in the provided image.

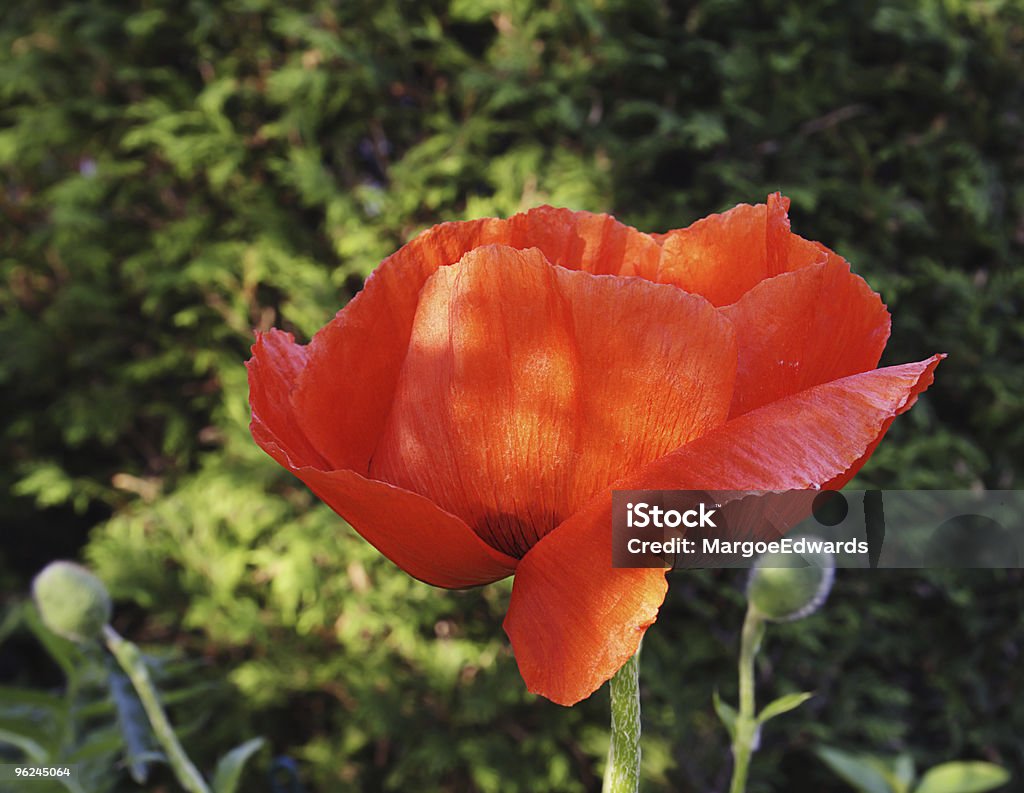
[211,737,265,793]
[892,754,917,793]
[816,746,894,793]
[757,691,814,724]
[66,724,123,762]
[915,762,1010,793]
[0,726,50,764]
[0,602,24,644]
[0,685,65,710]
[712,689,738,740]
[109,670,155,784]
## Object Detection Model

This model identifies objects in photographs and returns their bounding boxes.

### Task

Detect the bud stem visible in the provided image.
[602,646,642,793]
[729,607,765,793]
[103,626,211,793]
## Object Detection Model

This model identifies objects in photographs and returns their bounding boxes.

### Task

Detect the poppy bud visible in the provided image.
[32,561,112,643]
[747,545,835,622]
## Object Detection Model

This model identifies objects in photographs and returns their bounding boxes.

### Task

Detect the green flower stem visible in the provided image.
[729,608,766,793]
[603,648,642,793]
[103,626,211,793]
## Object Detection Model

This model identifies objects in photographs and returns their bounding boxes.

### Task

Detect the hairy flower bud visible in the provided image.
[32,561,112,642]
[747,545,835,622]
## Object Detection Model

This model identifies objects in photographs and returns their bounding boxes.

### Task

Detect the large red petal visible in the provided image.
[504,518,667,706]
[504,355,942,704]
[370,245,736,558]
[289,209,661,471]
[722,257,892,417]
[294,466,517,588]
[655,193,826,306]
[633,355,943,491]
[247,332,517,589]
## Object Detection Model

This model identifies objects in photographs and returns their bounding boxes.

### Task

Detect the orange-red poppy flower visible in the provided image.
[247,194,942,706]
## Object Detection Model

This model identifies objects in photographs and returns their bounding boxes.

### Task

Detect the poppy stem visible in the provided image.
[728,608,766,793]
[104,625,212,793]
[602,645,642,793]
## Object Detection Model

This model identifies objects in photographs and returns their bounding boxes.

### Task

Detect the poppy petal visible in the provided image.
[293,466,518,588]
[722,258,892,417]
[504,355,941,704]
[247,329,329,470]
[490,205,664,276]
[370,244,736,558]
[289,209,660,471]
[247,332,518,588]
[630,354,944,491]
[504,517,667,706]
[655,193,825,306]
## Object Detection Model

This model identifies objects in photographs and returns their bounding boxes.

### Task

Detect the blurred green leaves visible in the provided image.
[817,746,1010,793]
[916,762,1011,793]
[0,603,146,792]
[211,738,266,793]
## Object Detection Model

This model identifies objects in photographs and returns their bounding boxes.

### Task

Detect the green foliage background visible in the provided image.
[1,0,1022,791]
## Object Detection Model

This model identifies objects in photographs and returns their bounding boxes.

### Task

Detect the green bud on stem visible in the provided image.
[32,561,112,642]
[747,545,835,622]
